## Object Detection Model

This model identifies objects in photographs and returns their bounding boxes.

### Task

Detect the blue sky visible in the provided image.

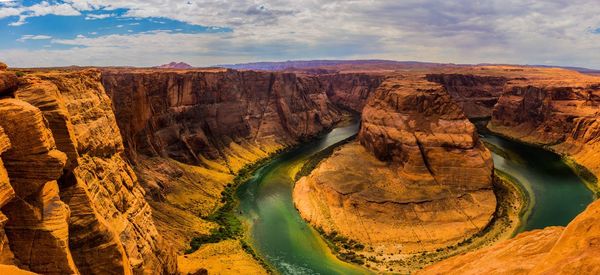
[0,1,599,68]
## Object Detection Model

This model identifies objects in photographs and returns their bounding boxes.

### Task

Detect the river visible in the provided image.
[235,119,595,274]
[480,133,594,231]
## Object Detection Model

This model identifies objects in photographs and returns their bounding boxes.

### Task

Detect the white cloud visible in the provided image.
[85,13,113,20]
[17,34,52,42]
[1,0,600,68]
[2,1,80,25]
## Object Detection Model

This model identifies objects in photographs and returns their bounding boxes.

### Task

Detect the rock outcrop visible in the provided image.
[0,65,176,274]
[294,74,496,271]
[0,64,18,96]
[421,199,600,274]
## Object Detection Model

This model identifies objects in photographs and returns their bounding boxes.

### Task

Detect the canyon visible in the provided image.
[0,60,599,274]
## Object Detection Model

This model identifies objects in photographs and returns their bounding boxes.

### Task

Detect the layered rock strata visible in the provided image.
[294,75,496,263]
[317,73,385,112]
[488,69,600,180]
[425,73,507,118]
[0,66,176,274]
[423,67,600,274]
[101,69,356,253]
[102,69,343,170]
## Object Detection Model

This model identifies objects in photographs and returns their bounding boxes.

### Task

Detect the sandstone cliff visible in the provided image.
[317,73,385,112]
[487,68,600,181]
[415,67,600,274]
[100,69,350,257]
[294,74,496,271]
[0,66,176,274]
[102,69,343,169]
[426,73,508,118]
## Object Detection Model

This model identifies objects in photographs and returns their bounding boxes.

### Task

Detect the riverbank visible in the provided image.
[236,118,369,274]
[485,123,599,196]
[292,138,527,274]
[310,168,527,274]
[180,113,358,274]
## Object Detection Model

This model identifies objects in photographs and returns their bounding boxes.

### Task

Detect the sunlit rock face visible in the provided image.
[294,74,495,258]
[420,199,600,275]
[0,65,176,274]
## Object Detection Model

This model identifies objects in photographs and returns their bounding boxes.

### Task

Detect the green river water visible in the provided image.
[235,119,595,274]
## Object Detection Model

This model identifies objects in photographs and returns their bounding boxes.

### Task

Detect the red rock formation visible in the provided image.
[294,74,496,271]
[102,69,343,170]
[101,68,348,261]
[0,127,15,265]
[488,69,600,178]
[0,99,76,274]
[0,64,176,274]
[426,74,508,118]
[17,70,176,274]
[0,63,18,96]
[318,73,385,112]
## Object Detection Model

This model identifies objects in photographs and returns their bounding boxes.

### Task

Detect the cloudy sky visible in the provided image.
[0,0,599,68]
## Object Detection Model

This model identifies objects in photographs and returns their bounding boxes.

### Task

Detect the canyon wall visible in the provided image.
[420,67,600,274]
[101,69,348,170]
[2,62,598,274]
[317,73,385,112]
[488,71,600,180]
[293,74,496,271]
[100,69,355,254]
[426,73,508,118]
[0,66,175,274]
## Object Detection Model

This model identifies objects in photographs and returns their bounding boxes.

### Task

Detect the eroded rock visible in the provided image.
[294,75,496,269]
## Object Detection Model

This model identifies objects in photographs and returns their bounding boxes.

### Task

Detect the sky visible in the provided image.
[0,0,599,68]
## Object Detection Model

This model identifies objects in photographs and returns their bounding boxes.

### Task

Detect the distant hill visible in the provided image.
[155,62,193,69]
[218,59,600,74]
[216,59,463,72]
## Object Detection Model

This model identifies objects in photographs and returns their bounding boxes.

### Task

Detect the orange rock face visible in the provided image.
[0,64,18,96]
[101,69,354,256]
[421,199,600,275]
[0,66,176,274]
[425,73,508,118]
[294,74,496,268]
[317,73,385,112]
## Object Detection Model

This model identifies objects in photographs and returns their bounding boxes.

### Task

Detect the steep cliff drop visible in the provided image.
[0,64,175,274]
[488,68,600,185]
[421,67,600,274]
[101,68,376,273]
[294,73,496,272]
